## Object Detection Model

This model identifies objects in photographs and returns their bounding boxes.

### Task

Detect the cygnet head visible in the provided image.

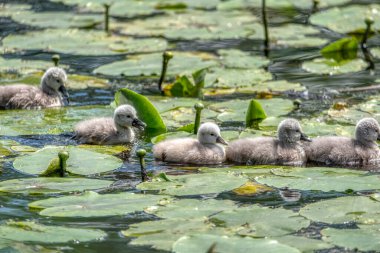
[41,67,69,104]
[197,122,228,145]
[355,118,380,144]
[277,119,311,144]
[114,104,146,130]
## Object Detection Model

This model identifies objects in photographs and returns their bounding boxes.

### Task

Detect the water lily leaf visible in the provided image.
[0,240,58,253]
[94,52,217,77]
[257,167,380,192]
[321,227,380,251]
[300,196,380,224]
[217,49,270,69]
[146,199,237,219]
[372,48,380,59]
[13,146,122,176]
[0,4,31,17]
[0,177,112,194]
[205,68,272,88]
[199,166,273,178]
[217,0,350,10]
[137,172,248,196]
[210,98,293,124]
[115,88,167,137]
[310,4,380,34]
[1,29,167,55]
[275,235,332,253]
[122,218,215,251]
[155,0,220,10]
[173,234,301,253]
[10,11,102,29]
[115,11,257,40]
[164,68,207,97]
[233,181,273,196]
[302,58,368,75]
[151,131,191,144]
[321,37,358,62]
[28,191,169,217]
[246,99,267,128]
[0,220,106,243]
[0,57,56,77]
[211,205,309,237]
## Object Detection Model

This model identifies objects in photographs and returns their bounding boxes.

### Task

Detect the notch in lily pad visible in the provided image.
[194,103,204,134]
[158,51,174,94]
[51,54,60,66]
[246,99,267,129]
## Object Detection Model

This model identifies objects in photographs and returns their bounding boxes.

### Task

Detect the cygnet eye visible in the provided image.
[210,133,215,136]
[127,115,131,118]
[56,79,60,83]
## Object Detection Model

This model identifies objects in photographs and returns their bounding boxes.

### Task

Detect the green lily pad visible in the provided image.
[0,240,59,253]
[155,0,221,10]
[137,172,247,196]
[256,167,380,192]
[0,57,57,76]
[0,220,106,243]
[210,205,310,237]
[310,4,380,34]
[13,146,122,176]
[302,58,368,75]
[94,52,217,77]
[115,88,167,136]
[275,235,332,253]
[50,0,157,17]
[0,4,31,17]
[372,48,380,59]
[146,199,237,219]
[10,11,102,29]
[217,49,270,69]
[28,191,169,217]
[217,0,350,10]
[0,177,112,194]
[151,131,192,144]
[321,227,380,251]
[300,196,380,224]
[115,11,257,40]
[173,234,301,253]
[210,98,294,124]
[1,29,167,55]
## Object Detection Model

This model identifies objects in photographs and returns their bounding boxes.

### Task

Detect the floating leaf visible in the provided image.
[0,220,106,243]
[275,235,332,253]
[13,146,122,176]
[310,4,380,34]
[173,234,301,253]
[256,167,380,192]
[302,58,368,75]
[210,206,310,237]
[115,88,167,137]
[217,49,270,69]
[0,177,112,194]
[321,37,358,62]
[300,196,380,224]
[94,52,217,77]
[233,181,273,196]
[137,172,247,196]
[29,191,169,217]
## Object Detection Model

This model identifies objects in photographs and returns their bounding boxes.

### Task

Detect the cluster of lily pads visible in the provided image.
[1,0,380,252]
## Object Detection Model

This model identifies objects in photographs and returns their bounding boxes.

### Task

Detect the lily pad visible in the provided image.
[173,234,301,253]
[300,196,380,224]
[217,0,350,10]
[256,167,380,192]
[137,172,248,196]
[93,52,217,77]
[217,49,270,69]
[1,29,167,55]
[28,191,169,217]
[13,146,122,176]
[321,227,380,251]
[146,199,237,219]
[0,57,56,76]
[210,205,310,237]
[0,177,112,194]
[275,235,332,253]
[0,220,106,243]
[302,58,368,75]
[310,4,380,34]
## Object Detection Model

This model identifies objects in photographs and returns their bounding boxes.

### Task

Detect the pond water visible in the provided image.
[1,0,380,252]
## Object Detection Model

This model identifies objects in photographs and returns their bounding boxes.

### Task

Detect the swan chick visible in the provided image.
[305,117,380,168]
[153,122,228,164]
[227,118,311,166]
[74,104,146,145]
[0,67,69,109]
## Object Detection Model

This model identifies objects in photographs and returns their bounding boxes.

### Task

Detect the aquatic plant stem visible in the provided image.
[262,0,269,57]
[361,17,375,70]
[104,4,111,34]
[52,54,60,66]
[158,51,173,95]
[193,103,204,134]
[312,0,320,13]
[58,151,69,177]
[137,149,148,182]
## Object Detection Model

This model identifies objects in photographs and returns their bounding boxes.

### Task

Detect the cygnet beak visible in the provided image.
[377,133,380,141]
[58,85,70,105]
[216,136,228,145]
[132,118,146,130]
[300,132,312,142]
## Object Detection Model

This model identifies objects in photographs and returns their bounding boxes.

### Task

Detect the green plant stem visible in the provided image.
[262,0,269,57]
[361,18,375,70]
[312,0,320,13]
[52,54,60,66]
[58,151,69,177]
[193,103,204,134]
[137,149,148,182]
[158,51,173,94]
[104,4,111,34]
